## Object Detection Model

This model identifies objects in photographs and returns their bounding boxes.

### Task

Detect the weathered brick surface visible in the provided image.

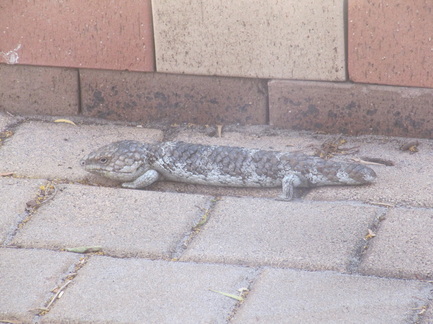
[182,198,378,271]
[269,80,433,138]
[0,178,45,244]
[80,70,267,125]
[152,0,345,80]
[0,0,154,71]
[43,257,255,323]
[0,121,162,181]
[359,208,433,280]
[13,185,210,259]
[0,65,79,115]
[1,121,433,323]
[0,248,80,323]
[348,0,433,88]
[233,269,431,323]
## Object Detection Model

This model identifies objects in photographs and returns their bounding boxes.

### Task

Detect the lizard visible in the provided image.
[80,140,377,201]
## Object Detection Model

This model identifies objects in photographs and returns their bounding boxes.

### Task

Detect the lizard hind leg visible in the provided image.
[278,174,303,201]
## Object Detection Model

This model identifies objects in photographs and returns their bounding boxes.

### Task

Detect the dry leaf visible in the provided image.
[65,246,102,253]
[54,119,77,126]
[209,289,244,301]
[365,229,376,240]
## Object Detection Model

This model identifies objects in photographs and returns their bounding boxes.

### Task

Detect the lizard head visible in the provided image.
[80,140,151,182]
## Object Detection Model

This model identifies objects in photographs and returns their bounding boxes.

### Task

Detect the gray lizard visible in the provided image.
[80,140,376,200]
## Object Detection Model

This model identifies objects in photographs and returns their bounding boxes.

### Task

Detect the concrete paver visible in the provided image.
[182,197,380,271]
[12,184,211,258]
[359,208,433,280]
[233,268,431,323]
[42,256,255,324]
[0,178,45,244]
[0,121,162,181]
[1,119,433,323]
[307,138,433,207]
[0,248,80,323]
[0,112,14,129]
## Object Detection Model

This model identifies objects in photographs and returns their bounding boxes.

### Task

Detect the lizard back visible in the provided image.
[151,142,376,188]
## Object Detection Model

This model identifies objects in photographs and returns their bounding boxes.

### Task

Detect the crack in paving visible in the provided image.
[2,180,58,247]
[32,255,91,323]
[169,196,220,260]
[226,266,265,323]
[346,206,389,274]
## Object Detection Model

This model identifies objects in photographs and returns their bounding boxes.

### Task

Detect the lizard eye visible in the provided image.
[99,157,108,164]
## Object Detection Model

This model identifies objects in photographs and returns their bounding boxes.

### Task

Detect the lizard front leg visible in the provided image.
[122,169,161,189]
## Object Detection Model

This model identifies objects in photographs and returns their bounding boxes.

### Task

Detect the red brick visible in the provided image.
[0,0,154,71]
[269,80,433,138]
[0,65,79,115]
[349,0,433,88]
[80,70,267,125]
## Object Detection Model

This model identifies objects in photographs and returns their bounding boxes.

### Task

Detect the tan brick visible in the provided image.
[269,80,433,138]
[348,0,433,88]
[80,70,267,125]
[0,65,79,115]
[0,0,154,71]
[152,0,345,80]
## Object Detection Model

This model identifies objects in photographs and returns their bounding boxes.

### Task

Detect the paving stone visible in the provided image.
[42,256,255,324]
[12,184,211,258]
[0,248,80,323]
[152,0,345,80]
[233,268,431,323]
[0,0,154,71]
[80,69,267,125]
[182,197,379,271]
[0,65,79,115]
[0,121,162,181]
[0,112,14,130]
[307,138,433,208]
[359,208,433,280]
[0,178,45,244]
[269,80,433,138]
[348,0,433,88]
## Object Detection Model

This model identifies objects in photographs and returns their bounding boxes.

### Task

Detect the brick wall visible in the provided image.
[1,0,432,138]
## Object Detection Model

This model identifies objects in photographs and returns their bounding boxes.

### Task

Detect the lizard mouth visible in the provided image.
[81,161,147,183]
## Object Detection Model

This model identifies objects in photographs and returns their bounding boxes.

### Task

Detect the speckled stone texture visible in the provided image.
[0,0,154,71]
[348,0,433,88]
[269,80,433,138]
[0,65,79,115]
[152,0,345,80]
[80,70,267,125]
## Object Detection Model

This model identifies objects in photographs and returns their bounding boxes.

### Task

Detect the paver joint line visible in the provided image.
[33,255,90,322]
[169,196,220,260]
[2,114,433,322]
[346,207,388,274]
[2,180,57,247]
